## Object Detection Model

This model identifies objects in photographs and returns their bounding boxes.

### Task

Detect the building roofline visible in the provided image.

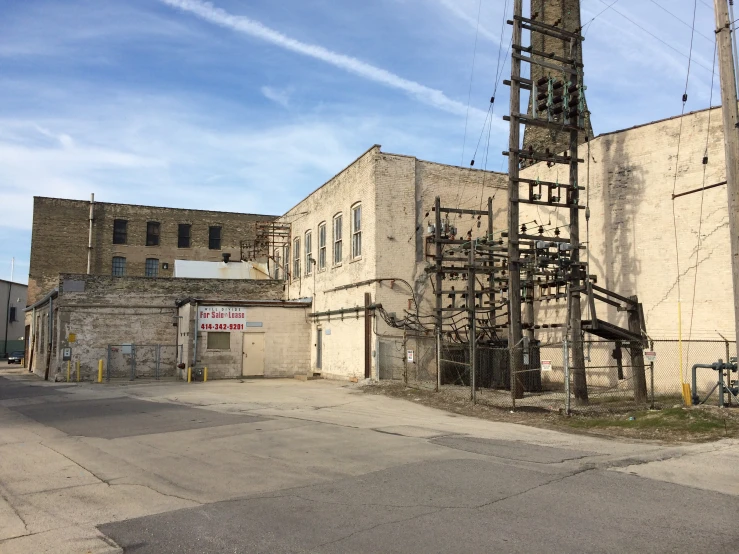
[33,196,278,219]
[281,145,508,217]
[0,278,27,288]
[595,105,720,140]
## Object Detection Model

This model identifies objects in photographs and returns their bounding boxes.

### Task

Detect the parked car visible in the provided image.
[7,351,24,364]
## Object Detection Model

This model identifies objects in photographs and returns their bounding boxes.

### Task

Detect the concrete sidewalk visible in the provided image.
[1,371,738,553]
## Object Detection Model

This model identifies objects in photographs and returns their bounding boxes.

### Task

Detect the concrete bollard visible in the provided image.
[98,360,103,383]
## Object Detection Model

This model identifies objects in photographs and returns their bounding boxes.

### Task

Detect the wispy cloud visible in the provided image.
[159,0,481,117]
[434,0,500,42]
[261,86,292,108]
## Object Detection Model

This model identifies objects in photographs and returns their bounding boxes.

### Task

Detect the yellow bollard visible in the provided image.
[204,367,208,383]
[67,361,71,382]
[76,361,80,382]
[187,367,192,383]
[97,360,103,383]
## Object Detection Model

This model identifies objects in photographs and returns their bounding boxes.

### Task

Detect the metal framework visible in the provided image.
[240,221,292,278]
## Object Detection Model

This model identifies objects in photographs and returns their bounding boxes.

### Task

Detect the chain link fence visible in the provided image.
[383,336,737,413]
[106,344,183,381]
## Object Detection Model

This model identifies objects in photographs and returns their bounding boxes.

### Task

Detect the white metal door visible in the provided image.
[242,333,265,377]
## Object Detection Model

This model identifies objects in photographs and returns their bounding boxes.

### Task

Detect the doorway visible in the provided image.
[242,333,265,377]
[316,328,322,372]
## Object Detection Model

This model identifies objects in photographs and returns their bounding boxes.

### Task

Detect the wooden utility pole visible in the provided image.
[508,0,525,400]
[714,0,739,360]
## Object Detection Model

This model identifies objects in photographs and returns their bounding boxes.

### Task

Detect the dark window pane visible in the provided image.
[146,222,160,246]
[207,332,230,350]
[209,226,222,250]
[9,307,17,322]
[145,258,159,278]
[113,219,127,244]
[112,257,126,277]
[178,224,191,248]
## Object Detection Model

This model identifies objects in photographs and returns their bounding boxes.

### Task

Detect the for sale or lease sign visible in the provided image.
[199,306,248,331]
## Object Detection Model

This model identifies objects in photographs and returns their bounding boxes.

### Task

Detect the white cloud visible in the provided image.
[158,0,486,118]
[260,86,292,108]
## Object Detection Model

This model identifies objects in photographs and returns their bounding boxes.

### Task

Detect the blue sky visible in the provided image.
[0,0,722,283]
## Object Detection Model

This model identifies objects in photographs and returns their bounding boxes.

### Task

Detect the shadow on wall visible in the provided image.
[599,132,644,327]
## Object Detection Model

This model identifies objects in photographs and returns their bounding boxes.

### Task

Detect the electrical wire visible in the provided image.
[686,39,718,364]
[647,0,713,42]
[669,0,699,390]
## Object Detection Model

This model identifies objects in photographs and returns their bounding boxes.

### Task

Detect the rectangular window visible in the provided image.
[146,222,160,246]
[113,219,127,244]
[333,214,343,265]
[9,306,17,322]
[206,332,230,350]
[112,256,126,276]
[145,258,159,278]
[305,231,312,275]
[293,237,301,280]
[209,226,222,250]
[178,224,191,248]
[318,223,326,270]
[351,204,362,258]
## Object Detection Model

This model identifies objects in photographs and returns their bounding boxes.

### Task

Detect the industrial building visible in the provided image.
[1,279,27,359]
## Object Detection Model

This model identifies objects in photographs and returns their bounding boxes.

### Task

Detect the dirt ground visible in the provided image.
[361,381,739,443]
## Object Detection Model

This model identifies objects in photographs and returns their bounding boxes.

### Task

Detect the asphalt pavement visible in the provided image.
[1,363,738,553]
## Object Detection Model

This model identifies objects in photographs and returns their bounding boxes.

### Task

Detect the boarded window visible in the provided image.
[207,332,230,350]
[112,256,126,276]
[113,219,127,244]
[209,226,222,250]
[146,222,160,246]
[178,224,191,248]
[145,258,159,278]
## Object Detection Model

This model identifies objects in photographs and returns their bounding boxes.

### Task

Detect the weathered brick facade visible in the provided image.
[523,0,593,157]
[28,197,276,304]
[30,274,286,381]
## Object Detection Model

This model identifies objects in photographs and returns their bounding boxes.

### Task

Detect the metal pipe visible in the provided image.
[692,362,721,405]
[192,302,199,369]
[87,193,94,275]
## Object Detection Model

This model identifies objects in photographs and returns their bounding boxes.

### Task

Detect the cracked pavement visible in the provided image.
[1,364,738,553]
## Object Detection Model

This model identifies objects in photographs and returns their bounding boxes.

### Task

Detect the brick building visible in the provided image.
[28,197,276,304]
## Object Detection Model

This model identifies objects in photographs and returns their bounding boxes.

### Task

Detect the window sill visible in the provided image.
[332,263,343,269]
[349,256,363,264]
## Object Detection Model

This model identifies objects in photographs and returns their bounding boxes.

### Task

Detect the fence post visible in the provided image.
[649,339,655,409]
[156,345,160,381]
[67,360,70,382]
[76,360,80,383]
[564,339,571,415]
[98,359,103,383]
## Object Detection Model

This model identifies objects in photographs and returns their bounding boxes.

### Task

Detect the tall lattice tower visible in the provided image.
[523,0,594,156]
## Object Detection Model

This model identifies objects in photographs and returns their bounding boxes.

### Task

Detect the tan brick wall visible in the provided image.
[520,107,734,353]
[28,197,276,304]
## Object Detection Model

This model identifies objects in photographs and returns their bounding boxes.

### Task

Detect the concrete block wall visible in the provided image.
[28,197,276,304]
[192,305,310,379]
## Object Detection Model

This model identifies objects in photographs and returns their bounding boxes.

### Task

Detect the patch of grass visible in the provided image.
[562,407,738,435]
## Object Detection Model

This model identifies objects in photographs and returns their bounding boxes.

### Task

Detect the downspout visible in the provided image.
[44,295,53,381]
[87,193,95,274]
